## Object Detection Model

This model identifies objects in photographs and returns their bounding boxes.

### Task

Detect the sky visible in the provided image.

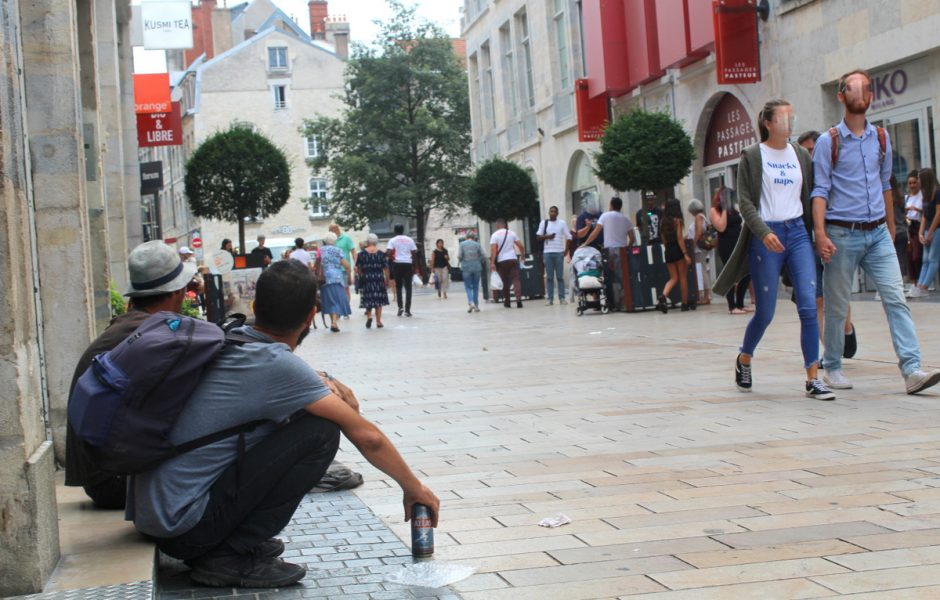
[133,0,463,72]
[270,0,464,43]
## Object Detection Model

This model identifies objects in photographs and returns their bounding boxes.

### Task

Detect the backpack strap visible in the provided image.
[829,127,840,167]
[876,125,887,164]
[830,125,887,167]
[170,419,266,456]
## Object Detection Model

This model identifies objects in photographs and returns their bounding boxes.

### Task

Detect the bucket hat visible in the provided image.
[125,240,198,297]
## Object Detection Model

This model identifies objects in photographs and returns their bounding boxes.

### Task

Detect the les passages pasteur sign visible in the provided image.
[137,102,183,147]
[713,0,761,85]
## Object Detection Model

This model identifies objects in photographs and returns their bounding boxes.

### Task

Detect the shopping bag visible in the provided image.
[489,270,503,290]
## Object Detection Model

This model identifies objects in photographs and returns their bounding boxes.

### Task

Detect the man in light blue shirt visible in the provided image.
[813,69,940,394]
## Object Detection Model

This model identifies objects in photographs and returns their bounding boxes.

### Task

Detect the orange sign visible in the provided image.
[134,73,172,114]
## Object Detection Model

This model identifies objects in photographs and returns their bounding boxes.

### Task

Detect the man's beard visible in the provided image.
[846,97,870,115]
[297,326,312,347]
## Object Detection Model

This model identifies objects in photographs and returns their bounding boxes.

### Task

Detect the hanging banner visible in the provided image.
[141,0,194,50]
[134,73,171,114]
[713,0,761,84]
[139,161,164,191]
[137,102,183,147]
[575,79,609,142]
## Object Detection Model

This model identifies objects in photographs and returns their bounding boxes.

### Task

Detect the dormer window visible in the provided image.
[268,47,288,71]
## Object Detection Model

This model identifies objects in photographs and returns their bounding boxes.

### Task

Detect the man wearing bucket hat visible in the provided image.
[65,240,199,508]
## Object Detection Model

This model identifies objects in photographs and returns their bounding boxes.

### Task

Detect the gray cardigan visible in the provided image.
[712,141,815,296]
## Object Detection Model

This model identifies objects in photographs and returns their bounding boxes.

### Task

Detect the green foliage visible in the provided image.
[184,125,291,251]
[301,0,471,251]
[594,109,694,193]
[468,158,538,224]
[109,281,126,317]
[180,298,201,318]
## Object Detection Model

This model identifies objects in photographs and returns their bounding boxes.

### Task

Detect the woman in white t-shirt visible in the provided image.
[719,99,833,401]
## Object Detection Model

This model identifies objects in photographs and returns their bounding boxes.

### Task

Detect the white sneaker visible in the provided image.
[559,298,568,305]
[905,369,940,394]
[824,369,853,389]
[874,292,881,301]
[908,286,928,298]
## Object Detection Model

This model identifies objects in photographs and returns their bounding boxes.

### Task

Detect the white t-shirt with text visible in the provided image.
[536,219,571,253]
[388,235,417,263]
[490,229,520,262]
[759,143,803,223]
[597,211,635,249]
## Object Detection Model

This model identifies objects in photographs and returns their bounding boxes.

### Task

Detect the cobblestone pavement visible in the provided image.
[303,288,940,598]
[12,286,940,599]
[156,490,461,599]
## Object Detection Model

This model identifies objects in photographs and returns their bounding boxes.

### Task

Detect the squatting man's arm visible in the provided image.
[305,383,440,526]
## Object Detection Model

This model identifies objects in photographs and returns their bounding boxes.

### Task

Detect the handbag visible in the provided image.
[697,224,718,251]
[314,258,326,285]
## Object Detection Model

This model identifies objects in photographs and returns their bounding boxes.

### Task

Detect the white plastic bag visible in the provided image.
[385,561,477,588]
[413,273,423,287]
[489,270,503,290]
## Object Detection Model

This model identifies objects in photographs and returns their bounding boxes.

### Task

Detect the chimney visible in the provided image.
[308,0,328,41]
[326,15,350,59]
[185,0,217,66]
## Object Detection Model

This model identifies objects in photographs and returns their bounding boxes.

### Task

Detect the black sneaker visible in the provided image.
[189,552,305,588]
[735,355,752,392]
[404,311,413,317]
[397,308,403,317]
[843,326,857,359]
[254,538,285,559]
[805,378,836,401]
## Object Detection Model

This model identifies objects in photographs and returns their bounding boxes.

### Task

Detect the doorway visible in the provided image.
[871,102,936,180]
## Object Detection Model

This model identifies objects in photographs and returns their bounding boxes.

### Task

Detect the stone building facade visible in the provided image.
[0,0,140,594]
[583,0,940,275]
[462,0,614,251]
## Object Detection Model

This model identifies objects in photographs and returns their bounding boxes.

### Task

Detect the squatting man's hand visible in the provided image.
[404,484,440,527]
[319,371,360,413]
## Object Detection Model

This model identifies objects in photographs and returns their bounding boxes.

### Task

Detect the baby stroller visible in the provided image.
[571,246,609,316]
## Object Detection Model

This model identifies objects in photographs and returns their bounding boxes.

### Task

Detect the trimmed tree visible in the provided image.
[468,158,538,224]
[302,1,471,263]
[184,125,291,252]
[594,108,694,194]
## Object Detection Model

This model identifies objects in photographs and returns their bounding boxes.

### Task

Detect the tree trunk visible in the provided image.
[237,215,246,255]
[415,205,427,278]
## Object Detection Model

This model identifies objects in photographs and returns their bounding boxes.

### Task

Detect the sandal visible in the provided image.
[729,308,747,315]
[376,322,384,328]
[366,317,373,329]
[330,325,340,332]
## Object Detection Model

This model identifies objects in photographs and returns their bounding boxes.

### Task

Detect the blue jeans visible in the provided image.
[543,252,565,300]
[463,270,481,306]
[916,232,940,288]
[823,223,921,376]
[741,219,819,369]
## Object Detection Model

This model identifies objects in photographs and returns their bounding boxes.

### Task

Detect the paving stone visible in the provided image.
[648,557,848,590]
[810,563,940,594]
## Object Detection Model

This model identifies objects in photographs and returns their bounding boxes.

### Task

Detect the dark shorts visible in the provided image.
[664,242,684,263]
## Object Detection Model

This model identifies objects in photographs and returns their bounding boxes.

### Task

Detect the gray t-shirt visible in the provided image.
[126,326,331,537]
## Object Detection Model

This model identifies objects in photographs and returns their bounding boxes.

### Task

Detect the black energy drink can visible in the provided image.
[411,503,434,557]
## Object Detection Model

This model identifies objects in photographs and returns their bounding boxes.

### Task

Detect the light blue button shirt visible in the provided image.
[811,119,892,223]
